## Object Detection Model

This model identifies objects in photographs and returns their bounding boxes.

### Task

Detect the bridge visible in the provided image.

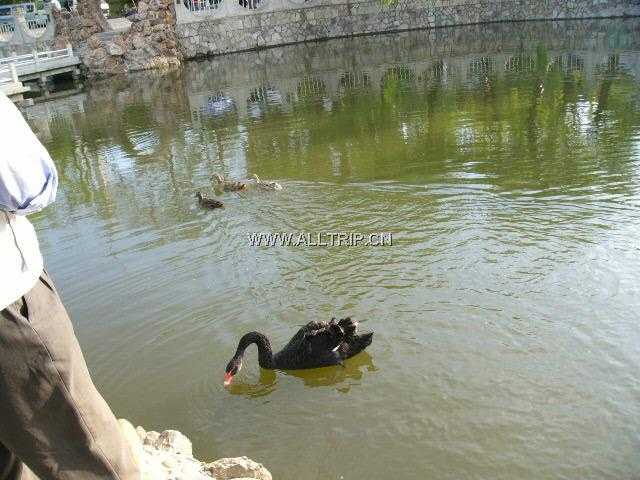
[0,45,81,101]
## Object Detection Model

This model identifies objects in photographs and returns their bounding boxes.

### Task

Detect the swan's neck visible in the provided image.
[235,332,275,369]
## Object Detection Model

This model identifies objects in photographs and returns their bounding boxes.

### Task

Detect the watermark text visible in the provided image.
[248,232,393,247]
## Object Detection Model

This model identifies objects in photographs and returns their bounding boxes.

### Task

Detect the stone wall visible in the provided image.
[176,0,640,59]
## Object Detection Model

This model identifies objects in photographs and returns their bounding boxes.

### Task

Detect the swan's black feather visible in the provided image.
[337,317,358,336]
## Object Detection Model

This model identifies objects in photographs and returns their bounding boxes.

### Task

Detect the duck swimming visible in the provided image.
[224,317,373,386]
[252,174,283,191]
[212,173,247,192]
[195,192,224,209]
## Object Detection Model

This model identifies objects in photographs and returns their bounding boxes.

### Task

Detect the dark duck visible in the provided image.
[224,317,373,386]
[195,192,224,209]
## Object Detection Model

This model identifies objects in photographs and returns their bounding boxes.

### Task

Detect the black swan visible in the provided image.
[224,317,373,386]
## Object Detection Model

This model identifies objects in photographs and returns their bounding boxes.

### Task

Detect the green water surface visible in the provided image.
[24,19,640,480]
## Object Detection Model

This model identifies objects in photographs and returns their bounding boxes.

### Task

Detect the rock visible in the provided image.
[151,23,168,32]
[130,20,146,32]
[149,16,165,26]
[141,458,166,480]
[87,34,103,49]
[144,430,161,447]
[56,0,182,76]
[113,421,272,480]
[151,32,166,43]
[161,456,178,468]
[85,47,108,64]
[156,430,193,456]
[105,41,125,56]
[118,419,145,469]
[206,457,272,480]
[131,34,147,50]
[136,426,147,441]
[118,419,139,445]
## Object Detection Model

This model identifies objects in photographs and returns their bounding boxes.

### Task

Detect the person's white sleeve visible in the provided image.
[0,92,58,215]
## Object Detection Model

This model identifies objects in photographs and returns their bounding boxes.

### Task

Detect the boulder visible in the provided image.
[155,430,193,456]
[85,47,108,65]
[206,457,272,480]
[105,41,125,56]
[143,430,161,446]
[151,23,168,32]
[87,34,103,49]
[118,418,140,447]
[118,419,146,469]
[136,425,147,442]
[114,421,272,480]
[129,13,147,23]
[131,34,147,50]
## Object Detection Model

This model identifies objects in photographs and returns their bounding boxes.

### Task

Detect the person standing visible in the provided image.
[0,92,140,480]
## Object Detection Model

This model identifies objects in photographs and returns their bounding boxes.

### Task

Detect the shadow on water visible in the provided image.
[225,351,377,397]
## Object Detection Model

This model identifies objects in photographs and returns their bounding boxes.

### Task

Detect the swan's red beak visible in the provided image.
[223,372,234,387]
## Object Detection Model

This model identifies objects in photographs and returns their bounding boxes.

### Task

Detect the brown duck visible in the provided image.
[251,174,283,191]
[196,192,224,209]
[212,173,247,192]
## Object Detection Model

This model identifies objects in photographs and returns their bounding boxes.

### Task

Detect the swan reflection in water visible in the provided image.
[225,351,377,397]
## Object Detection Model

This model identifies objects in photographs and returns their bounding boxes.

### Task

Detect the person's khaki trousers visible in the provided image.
[0,271,140,480]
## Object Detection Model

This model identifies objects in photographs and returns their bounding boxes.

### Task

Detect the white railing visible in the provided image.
[176,0,317,22]
[0,21,15,42]
[183,0,266,13]
[0,45,73,68]
[0,9,54,45]
[0,15,48,33]
[26,17,48,30]
[238,0,261,8]
[0,62,19,85]
[184,0,224,13]
[0,22,15,35]
[0,45,74,93]
[0,69,12,83]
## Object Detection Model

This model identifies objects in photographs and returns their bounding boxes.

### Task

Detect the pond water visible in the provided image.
[24,18,640,480]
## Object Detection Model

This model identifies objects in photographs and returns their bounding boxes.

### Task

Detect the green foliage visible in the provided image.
[108,0,133,17]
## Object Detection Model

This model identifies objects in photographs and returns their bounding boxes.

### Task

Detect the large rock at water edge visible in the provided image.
[116,420,272,480]
[206,457,272,480]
